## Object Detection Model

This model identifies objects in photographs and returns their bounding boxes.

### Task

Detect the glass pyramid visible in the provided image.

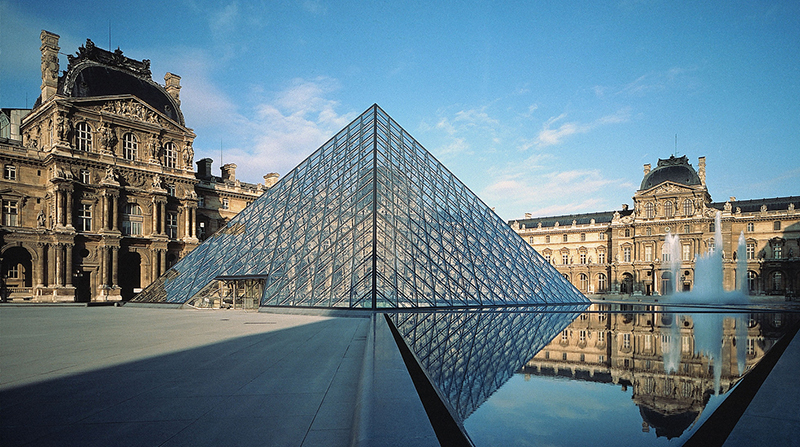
[132,104,587,309]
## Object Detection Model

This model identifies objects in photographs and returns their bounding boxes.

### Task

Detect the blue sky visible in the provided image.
[2,1,798,220]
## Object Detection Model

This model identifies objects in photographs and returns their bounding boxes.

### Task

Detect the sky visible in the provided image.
[2,1,798,220]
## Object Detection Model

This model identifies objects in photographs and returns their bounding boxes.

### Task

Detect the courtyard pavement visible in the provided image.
[0,306,436,447]
[1,304,798,446]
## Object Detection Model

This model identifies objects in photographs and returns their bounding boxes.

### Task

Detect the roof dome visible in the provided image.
[66,65,181,123]
[56,39,184,125]
[640,155,701,190]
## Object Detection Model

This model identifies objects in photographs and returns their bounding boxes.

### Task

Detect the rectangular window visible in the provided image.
[774,245,782,259]
[684,224,691,234]
[774,221,781,231]
[623,333,631,349]
[581,233,586,241]
[623,246,631,263]
[580,253,586,264]
[645,245,653,262]
[197,196,205,208]
[746,243,755,260]
[682,335,691,353]
[80,169,90,184]
[747,222,754,232]
[599,232,605,240]
[562,253,569,264]
[222,198,229,210]
[3,165,16,181]
[682,244,691,261]
[599,252,606,264]
[579,330,586,342]
[2,200,18,226]
[563,234,568,242]
[166,184,175,196]
[167,212,178,239]
[598,331,605,343]
[544,254,551,264]
[78,203,91,232]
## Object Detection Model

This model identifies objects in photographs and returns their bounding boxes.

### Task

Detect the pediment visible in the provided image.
[66,96,189,133]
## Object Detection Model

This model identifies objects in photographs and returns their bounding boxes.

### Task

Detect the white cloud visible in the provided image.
[534,109,630,147]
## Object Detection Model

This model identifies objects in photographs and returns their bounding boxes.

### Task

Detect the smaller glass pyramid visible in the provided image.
[132,105,587,309]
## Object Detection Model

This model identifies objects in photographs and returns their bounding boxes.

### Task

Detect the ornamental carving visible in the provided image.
[67,39,152,78]
[100,99,162,125]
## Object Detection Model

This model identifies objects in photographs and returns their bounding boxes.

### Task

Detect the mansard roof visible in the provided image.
[640,155,702,191]
[512,209,634,230]
[709,196,800,213]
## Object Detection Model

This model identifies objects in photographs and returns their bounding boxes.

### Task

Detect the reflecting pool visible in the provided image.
[389,303,800,446]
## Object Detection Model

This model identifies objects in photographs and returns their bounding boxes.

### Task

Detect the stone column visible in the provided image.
[111,247,119,287]
[184,206,191,238]
[65,189,73,228]
[64,244,73,287]
[54,244,62,286]
[98,247,106,288]
[151,249,159,282]
[111,196,118,231]
[160,201,166,235]
[190,208,196,238]
[152,199,159,235]
[102,194,109,230]
[54,190,62,227]
[160,250,167,275]
[35,243,45,287]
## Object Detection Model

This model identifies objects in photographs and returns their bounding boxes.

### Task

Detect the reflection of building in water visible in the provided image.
[510,156,799,297]
[519,304,790,439]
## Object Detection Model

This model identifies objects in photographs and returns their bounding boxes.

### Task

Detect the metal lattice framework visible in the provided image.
[132,105,587,308]
[388,307,585,420]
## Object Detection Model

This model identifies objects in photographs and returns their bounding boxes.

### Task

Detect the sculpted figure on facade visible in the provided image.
[183,141,194,168]
[99,120,117,154]
[56,113,69,143]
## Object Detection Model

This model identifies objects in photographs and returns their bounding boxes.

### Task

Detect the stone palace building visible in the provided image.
[510,156,799,297]
[0,31,278,302]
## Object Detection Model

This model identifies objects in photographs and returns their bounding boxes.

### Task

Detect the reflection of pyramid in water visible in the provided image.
[389,307,585,420]
[133,105,587,308]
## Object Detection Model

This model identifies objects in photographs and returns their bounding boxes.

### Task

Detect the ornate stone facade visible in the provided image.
[511,156,799,297]
[0,31,275,302]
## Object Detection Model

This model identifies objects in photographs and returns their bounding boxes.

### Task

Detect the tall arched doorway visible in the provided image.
[2,246,33,299]
[621,273,633,294]
[119,251,141,300]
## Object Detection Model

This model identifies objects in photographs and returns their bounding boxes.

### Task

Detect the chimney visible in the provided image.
[40,30,60,103]
[221,163,237,182]
[164,73,181,106]
[263,173,279,188]
[698,156,706,185]
[196,158,213,179]
[643,163,651,176]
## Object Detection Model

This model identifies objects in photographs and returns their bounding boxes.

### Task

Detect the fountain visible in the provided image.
[662,212,749,304]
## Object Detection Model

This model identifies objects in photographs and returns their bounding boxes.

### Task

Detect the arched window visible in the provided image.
[122,203,143,235]
[683,199,693,216]
[579,274,588,292]
[645,203,655,219]
[123,133,138,160]
[76,122,92,151]
[164,142,176,168]
[771,271,783,292]
[664,201,674,218]
[597,273,607,292]
[747,271,757,292]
